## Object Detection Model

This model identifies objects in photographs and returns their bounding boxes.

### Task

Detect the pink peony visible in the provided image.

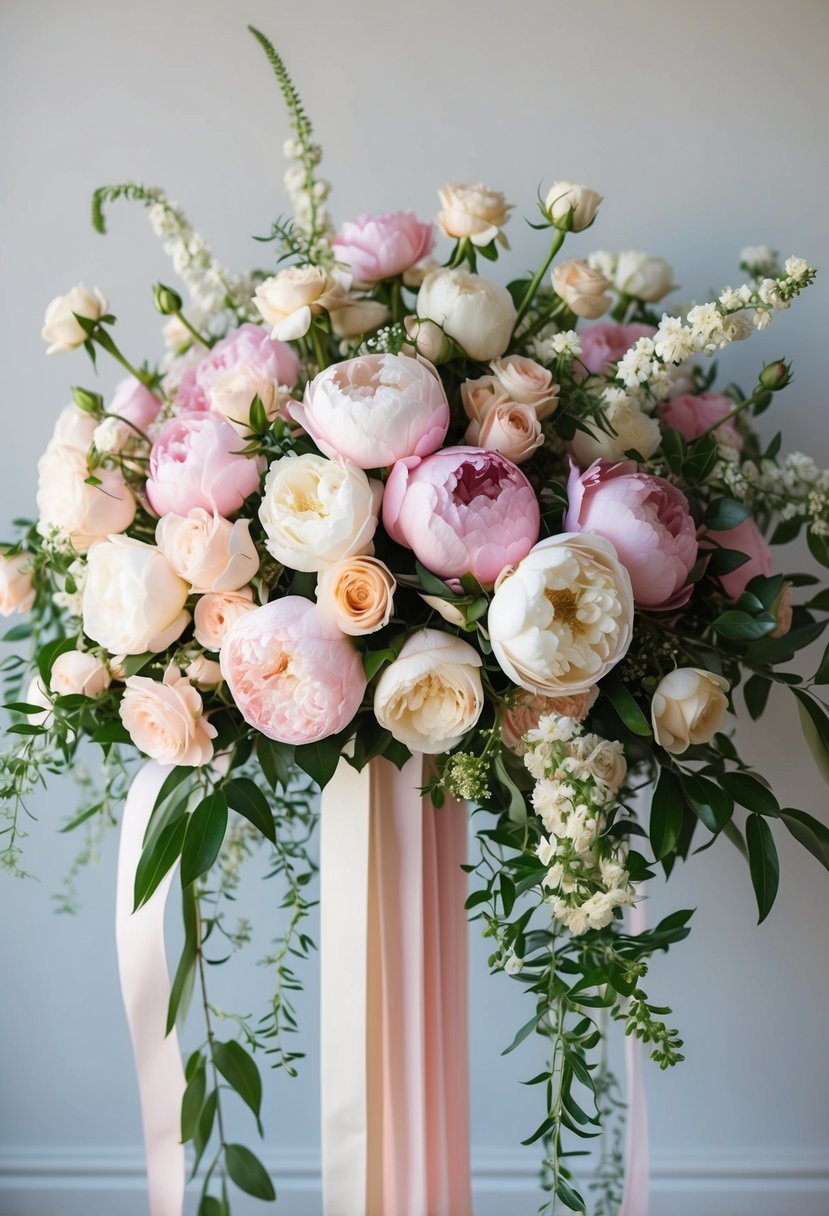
[576,323,656,379]
[220,596,366,745]
[565,460,698,609]
[383,446,540,586]
[332,211,434,285]
[109,377,162,432]
[291,353,450,470]
[659,392,743,451]
[706,517,773,602]
[175,322,300,414]
[146,414,262,518]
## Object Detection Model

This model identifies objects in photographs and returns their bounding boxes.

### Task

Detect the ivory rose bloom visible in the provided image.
[291,354,450,469]
[659,392,743,451]
[566,461,698,610]
[259,454,380,573]
[651,667,730,755]
[465,402,543,464]
[185,655,224,688]
[612,252,675,303]
[552,260,612,320]
[82,536,190,655]
[332,212,434,284]
[383,446,540,586]
[576,323,656,379]
[545,182,603,232]
[176,322,300,420]
[37,438,136,552]
[706,517,773,602]
[489,356,559,419]
[253,266,350,342]
[41,283,107,354]
[50,650,111,699]
[416,269,516,362]
[120,665,216,767]
[316,556,395,635]
[147,414,262,519]
[569,394,661,466]
[436,183,511,247]
[373,629,484,753]
[501,689,598,753]
[220,597,366,744]
[156,510,260,593]
[330,298,391,340]
[194,588,256,650]
[488,533,634,696]
[0,551,35,616]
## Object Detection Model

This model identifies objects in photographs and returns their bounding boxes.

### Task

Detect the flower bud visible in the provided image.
[153,282,183,316]
[403,316,454,364]
[71,386,104,416]
[758,360,792,391]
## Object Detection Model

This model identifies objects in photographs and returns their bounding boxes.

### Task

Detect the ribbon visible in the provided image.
[320,756,472,1216]
[115,762,186,1216]
[619,891,650,1216]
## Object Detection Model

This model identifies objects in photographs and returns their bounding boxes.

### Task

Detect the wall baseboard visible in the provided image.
[1,1145,827,1216]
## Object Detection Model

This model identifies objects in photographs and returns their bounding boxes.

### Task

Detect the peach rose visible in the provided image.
[552,259,612,320]
[460,375,509,426]
[119,664,216,767]
[501,689,598,753]
[185,655,224,688]
[0,551,35,616]
[315,556,395,636]
[50,650,111,699]
[436,183,511,247]
[155,509,260,594]
[253,265,350,342]
[465,402,543,464]
[489,356,559,419]
[194,587,257,651]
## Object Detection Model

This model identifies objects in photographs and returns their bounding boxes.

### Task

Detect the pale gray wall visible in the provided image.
[1,1,829,1213]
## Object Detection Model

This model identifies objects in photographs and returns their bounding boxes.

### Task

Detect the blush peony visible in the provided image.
[659,392,743,451]
[576,323,656,379]
[332,212,434,285]
[175,322,300,418]
[146,414,262,519]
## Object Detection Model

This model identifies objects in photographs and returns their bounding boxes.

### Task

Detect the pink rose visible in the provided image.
[146,414,262,518]
[565,460,698,609]
[465,402,543,464]
[332,212,434,286]
[659,392,743,451]
[576,323,656,379]
[175,323,300,415]
[706,517,773,602]
[220,596,366,745]
[120,664,216,767]
[383,446,540,586]
[291,353,450,470]
[194,587,256,651]
[109,377,162,432]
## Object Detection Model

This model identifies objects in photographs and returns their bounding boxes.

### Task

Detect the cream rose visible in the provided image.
[374,629,484,753]
[416,269,516,362]
[545,182,603,232]
[25,676,54,729]
[488,533,634,696]
[460,375,509,426]
[466,402,543,464]
[36,442,136,553]
[193,587,256,650]
[552,259,612,320]
[253,266,350,342]
[0,551,35,616]
[316,556,395,636]
[568,394,661,466]
[330,298,391,340]
[50,650,111,699]
[185,655,224,688]
[650,667,730,755]
[119,664,216,767]
[259,453,380,573]
[612,252,675,303]
[41,283,107,354]
[489,355,559,419]
[436,183,511,247]
[82,536,190,656]
[156,509,260,594]
[207,366,280,432]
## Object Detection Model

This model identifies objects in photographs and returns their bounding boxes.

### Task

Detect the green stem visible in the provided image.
[196,900,228,1155]
[92,328,154,387]
[309,321,329,371]
[611,293,633,323]
[173,309,210,348]
[513,229,566,331]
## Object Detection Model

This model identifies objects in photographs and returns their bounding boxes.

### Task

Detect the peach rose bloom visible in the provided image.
[50,651,111,699]
[194,587,257,651]
[465,402,543,464]
[185,655,224,688]
[489,356,559,420]
[316,556,395,636]
[156,509,260,594]
[436,183,511,247]
[120,664,216,767]
[460,375,509,427]
[0,551,35,616]
[501,689,598,753]
[552,259,612,320]
[253,266,350,342]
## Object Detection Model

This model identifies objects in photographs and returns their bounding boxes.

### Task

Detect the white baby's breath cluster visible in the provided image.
[739,244,782,279]
[524,713,634,936]
[717,450,829,536]
[146,189,252,317]
[52,558,87,619]
[533,329,583,362]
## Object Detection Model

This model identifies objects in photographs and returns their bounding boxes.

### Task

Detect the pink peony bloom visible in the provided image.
[146,414,262,518]
[291,353,450,470]
[659,392,743,451]
[175,322,300,414]
[109,377,162,432]
[332,212,434,285]
[565,460,698,609]
[706,517,773,602]
[576,323,656,379]
[383,445,540,586]
[220,596,366,745]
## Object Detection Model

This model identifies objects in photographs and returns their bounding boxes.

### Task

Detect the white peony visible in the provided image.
[82,536,190,656]
[416,269,516,362]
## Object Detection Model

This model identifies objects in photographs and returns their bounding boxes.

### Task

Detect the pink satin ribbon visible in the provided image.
[619,891,650,1216]
[115,762,186,1216]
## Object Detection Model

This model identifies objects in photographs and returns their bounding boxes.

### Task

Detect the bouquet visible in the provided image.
[3,25,828,1215]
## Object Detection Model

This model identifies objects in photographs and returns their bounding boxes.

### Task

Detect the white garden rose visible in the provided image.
[552,259,612,320]
[545,182,603,232]
[253,265,350,342]
[568,394,661,465]
[185,655,224,688]
[0,551,35,616]
[612,252,675,303]
[488,533,634,695]
[51,403,97,450]
[82,536,190,656]
[374,629,484,753]
[435,182,512,247]
[155,509,260,593]
[36,442,136,552]
[41,283,107,354]
[49,650,111,699]
[259,453,380,573]
[650,667,730,755]
[416,268,516,361]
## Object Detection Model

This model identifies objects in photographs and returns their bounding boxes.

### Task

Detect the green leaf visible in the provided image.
[167,883,198,1034]
[224,1143,276,1200]
[720,771,779,817]
[746,814,779,923]
[180,792,228,887]
[680,771,733,833]
[659,426,686,474]
[91,721,133,745]
[555,1174,587,1213]
[191,1089,217,1177]
[779,807,829,872]
[502,1011,542,1056]
[362,648,395,682]
[198,1196,227,1216]
[493,754,528,825]
[224,778,275,843]
[180,1061,206,1143]
[649,768,683,860]
[814,640,829,684]
[294,729,350,790]
[36,637,79,686]
[213,1040,263,1121]
[793,689,829,784]
[415,560,462,600]
[257,737,295,790]
[603,681,652,737]
[134,815,188,911]
[707,547,750,576]
[743,674,772,720]
[704,497,751,531]
[713,610,777,642]
[807,527,829,569]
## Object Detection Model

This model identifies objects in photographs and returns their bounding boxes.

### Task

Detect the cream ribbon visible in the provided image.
[619,891,650,1216]
[115,762,186,1216]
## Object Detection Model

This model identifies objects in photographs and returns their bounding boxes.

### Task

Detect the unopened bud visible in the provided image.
[153,282,183,316]
[759,360,791,391]
[71,386,104,416]
[403,316,453,365]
